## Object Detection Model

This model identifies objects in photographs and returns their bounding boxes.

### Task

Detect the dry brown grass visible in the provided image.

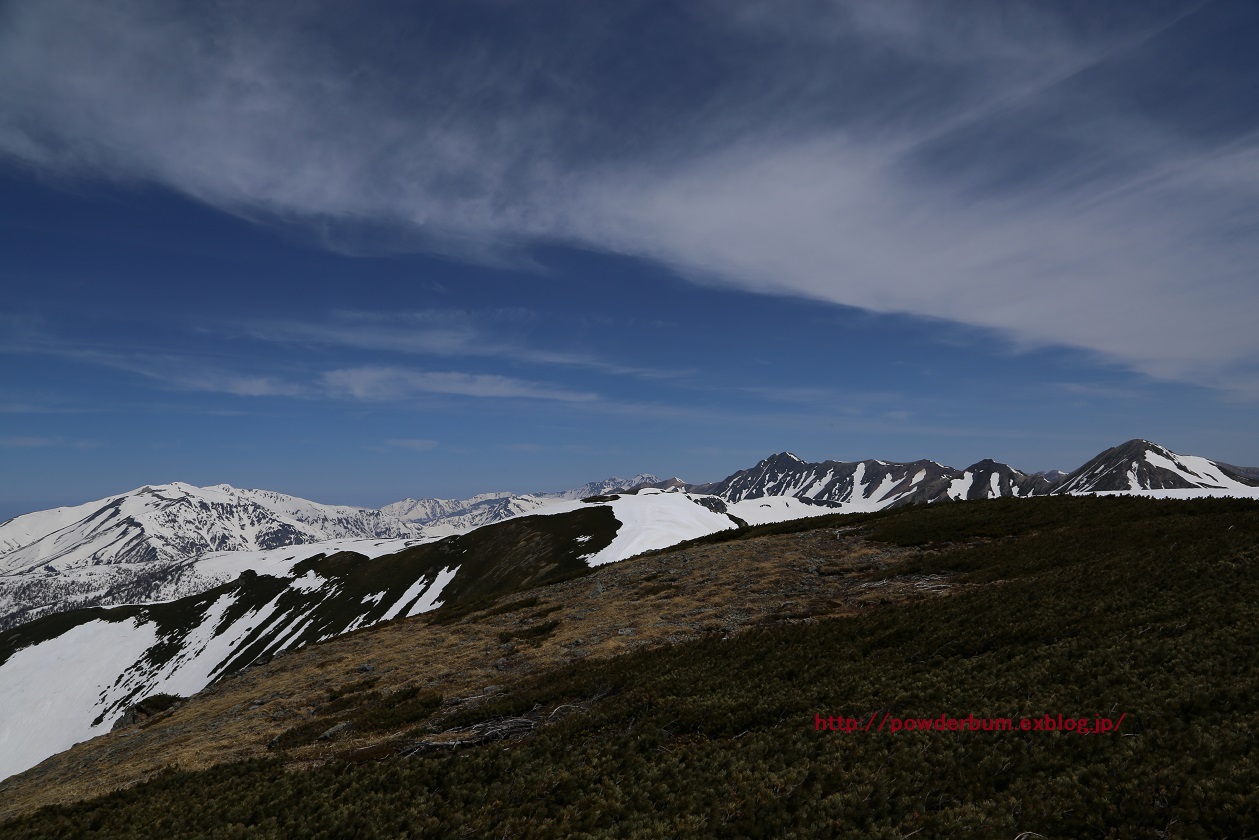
[0,524,959,821]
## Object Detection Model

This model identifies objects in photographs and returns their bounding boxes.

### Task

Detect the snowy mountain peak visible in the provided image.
[1054,439,1259,494]
[0,484,429,617]
[748,452,807,472]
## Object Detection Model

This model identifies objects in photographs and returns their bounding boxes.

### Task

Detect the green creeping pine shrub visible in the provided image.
[5,497,1259,839]
[498,619,561,645]
[272,687,446,749]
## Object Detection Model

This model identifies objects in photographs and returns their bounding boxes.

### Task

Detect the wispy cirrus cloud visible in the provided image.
[322,366,598,403]
[238,310,687,380]
[1055,382,1151,401]
[63,349,310,399]
[2,321,598,405]
[3,0,1256,391]
[80,352,600,405]
[0,436,58,448]
[0,436,98,449]
[384,438,439,452]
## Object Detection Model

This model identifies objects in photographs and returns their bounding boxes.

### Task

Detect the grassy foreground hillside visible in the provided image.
[4,496,1259,838]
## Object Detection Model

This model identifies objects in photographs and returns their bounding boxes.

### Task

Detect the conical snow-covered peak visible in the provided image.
[737,452,807,477]
[1055,440,1259,494]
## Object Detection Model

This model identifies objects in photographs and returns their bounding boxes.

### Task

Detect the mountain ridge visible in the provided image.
[5,440,1258,633]
[381,474,660,527]
[0,491,741,781]
[0,475,659,630]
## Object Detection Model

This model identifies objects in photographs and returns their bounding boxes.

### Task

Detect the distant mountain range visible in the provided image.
[0,438,1257,783]
[380,474,659,532]
[670,438,1259,503]
[678,452,1054,506]
[0,475,654,630]
[3,440,1256,632]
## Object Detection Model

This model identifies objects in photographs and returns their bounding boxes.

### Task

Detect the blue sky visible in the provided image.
[2,0,1258,519]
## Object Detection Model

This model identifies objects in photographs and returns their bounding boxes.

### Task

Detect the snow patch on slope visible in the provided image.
[1142,452,1254,491]
[725,497,839,526]
[522,490,737,567]
[0,618,158,782]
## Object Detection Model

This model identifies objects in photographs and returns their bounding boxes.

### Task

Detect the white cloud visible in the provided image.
[578,130,1259,388]
[2,0,1256,391]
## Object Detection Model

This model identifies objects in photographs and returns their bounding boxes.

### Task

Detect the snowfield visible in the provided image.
[0,536,459,782]
[0,618,160,783]
[519,490,739,566]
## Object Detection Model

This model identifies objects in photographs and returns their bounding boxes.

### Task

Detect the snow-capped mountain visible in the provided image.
[381,491,519,524]
[381,474,659,533]
[1054,439,1259,494]
[683,443,1258,508]
[687,452,1053,509]
[0,482,427,577]
[0,483,429,630]
[0,491,735,782]
[0,476,664,631]
[5,442,1258,634]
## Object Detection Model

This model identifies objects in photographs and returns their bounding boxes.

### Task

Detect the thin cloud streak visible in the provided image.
[321,366,599,403]
[2,326,602,405]
[0,436,98,449]
[2,1,1255,390]
[238,310,688,380]
[74,351,309,399]
[385,438,439,452]
[0,437,57,448]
